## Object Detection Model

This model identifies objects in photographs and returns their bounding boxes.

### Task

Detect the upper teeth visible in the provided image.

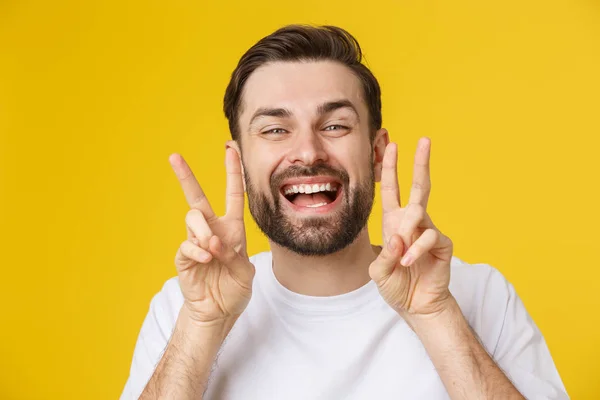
[284,183,338,195]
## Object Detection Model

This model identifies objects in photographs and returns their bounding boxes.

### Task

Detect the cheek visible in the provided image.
[243,155,279,192]
[355,143,375,180]
[245,167,269,192]
[352,161,375,186]
[328,144,373,183]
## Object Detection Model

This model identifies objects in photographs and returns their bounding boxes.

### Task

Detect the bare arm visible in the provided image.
[139,308,235,400]
[137,150,253,399]
[408,297,524,400]
[370,139,526,399]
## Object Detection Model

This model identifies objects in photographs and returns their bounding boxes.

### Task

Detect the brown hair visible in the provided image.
[223,24,382,142]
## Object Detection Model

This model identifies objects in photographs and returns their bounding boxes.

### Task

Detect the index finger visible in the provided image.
[169,153,216,220]
[380,142,401,212]
[407,137,431,209]
[225,148,245,220]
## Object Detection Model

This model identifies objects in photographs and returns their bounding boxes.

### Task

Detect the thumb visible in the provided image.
[208,235,255,287]
[369,234,405,284]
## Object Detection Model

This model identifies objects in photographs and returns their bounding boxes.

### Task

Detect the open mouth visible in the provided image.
[280,180,343,211]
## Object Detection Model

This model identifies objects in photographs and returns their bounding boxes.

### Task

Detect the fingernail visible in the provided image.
[401,253,413,266]
[388,237,397,251]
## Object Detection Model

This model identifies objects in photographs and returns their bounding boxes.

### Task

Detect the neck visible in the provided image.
[269,228,381,296]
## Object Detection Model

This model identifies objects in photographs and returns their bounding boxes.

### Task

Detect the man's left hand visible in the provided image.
[369,138,455,322]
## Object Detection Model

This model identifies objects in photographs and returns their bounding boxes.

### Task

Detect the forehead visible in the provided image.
[239,61,366,125]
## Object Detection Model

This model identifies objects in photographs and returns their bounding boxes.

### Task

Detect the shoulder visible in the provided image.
[449,255,512,308]
[449,256,515,352]
[145,276,185,335]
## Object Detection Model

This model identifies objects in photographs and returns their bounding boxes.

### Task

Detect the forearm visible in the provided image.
[406,297,524,400]
[139,307,234,400]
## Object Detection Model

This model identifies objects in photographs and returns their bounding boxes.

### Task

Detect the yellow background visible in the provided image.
[1,0,598,398]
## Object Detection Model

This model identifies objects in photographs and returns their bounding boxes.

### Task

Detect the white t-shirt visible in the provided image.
[121,252,568,399]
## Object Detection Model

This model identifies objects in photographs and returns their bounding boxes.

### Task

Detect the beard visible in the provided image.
[244,161,375,256]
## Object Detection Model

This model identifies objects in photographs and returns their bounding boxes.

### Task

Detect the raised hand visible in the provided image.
[170,148,255,326]
[369,138,454,319]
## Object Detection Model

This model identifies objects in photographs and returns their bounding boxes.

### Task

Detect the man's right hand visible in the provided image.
[169,148,255,326]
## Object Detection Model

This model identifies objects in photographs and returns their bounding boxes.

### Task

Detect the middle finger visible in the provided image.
[407,137,432,209]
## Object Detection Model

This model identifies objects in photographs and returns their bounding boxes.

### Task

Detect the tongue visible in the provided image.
[292,192,331,206]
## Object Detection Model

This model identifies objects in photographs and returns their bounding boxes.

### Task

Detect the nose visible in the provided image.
[286,129,329,166]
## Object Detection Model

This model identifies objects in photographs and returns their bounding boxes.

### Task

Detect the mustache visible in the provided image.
[270,163,350,191]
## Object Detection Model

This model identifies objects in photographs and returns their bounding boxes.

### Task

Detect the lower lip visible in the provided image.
[280,188,344,215]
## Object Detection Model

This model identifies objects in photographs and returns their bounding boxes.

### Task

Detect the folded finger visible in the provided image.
[208,235,255,287]
[176,240,213,270]
[397,204,426,250]
[185,209,213,248]
[400,228,439,267]
[368,234,404,283]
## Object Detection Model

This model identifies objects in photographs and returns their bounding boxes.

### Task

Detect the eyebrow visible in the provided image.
[316,100,360,121]
[248,107,292,129]
[248,99,360,130]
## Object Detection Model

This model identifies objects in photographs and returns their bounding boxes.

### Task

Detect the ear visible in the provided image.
[226,140,246,192]
[372,128,390,182]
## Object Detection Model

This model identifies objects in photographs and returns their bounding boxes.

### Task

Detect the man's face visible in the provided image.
[235,61,383,256]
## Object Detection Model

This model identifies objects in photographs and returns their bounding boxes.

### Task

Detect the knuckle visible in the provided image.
[223,247,237,264]
[175,245,188,265]
[228,191,245,199]
[198,236,210,249]
[409,203,425,217]
[189,195,206,210]
[412,180,430,190]
[428,229,439,242]
[418,205,426,216]
[403,204,425,227]
[204,213,219,224]
[411,182,431,194]
[411,181,425,190]
[179,240,191,256]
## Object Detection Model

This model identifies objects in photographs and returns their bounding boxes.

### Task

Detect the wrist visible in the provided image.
[400,295,463,334]
[176,306,237,347]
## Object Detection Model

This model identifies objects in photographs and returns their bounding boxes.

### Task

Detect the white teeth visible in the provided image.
[284,182,339,195]
[306,202,328,208]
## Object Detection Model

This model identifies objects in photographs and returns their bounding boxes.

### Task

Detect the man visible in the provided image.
[121,25,568,399]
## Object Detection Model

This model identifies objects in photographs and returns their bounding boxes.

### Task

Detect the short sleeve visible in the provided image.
[120,277,183,400]
[488,269,569,399]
